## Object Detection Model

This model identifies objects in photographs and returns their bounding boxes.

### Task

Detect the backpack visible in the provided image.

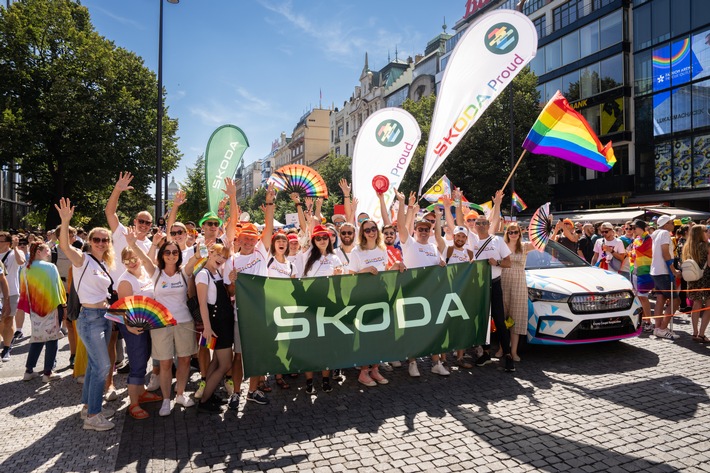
[681,259,706,282]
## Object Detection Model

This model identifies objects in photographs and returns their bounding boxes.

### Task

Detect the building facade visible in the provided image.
[289,108,330,166]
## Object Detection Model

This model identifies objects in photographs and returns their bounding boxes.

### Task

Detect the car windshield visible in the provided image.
[525,240,589,270]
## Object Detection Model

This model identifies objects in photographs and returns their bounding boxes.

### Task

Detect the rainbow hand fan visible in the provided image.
[108,295,176,331]
[528,202,553,252]
[268,164,329,198]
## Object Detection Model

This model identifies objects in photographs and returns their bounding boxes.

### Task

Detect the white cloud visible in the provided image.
[88,4,146,31]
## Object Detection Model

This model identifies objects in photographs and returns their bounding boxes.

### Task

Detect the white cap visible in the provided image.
[656,214,676,227]
[453,226,469,236]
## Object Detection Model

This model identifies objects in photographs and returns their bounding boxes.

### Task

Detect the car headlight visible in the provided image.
[568,291,634,314]
[528,288,569,302]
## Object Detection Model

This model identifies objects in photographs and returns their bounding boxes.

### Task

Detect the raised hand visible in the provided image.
[173,190,187,207]
[408,191,417,207]
[54,197,75,222]
[124,226,138,247]
[338,178,351,196]
[304,197,314,212]
[290,192,301,204]
[395,190,405,202]
[493,189,504,206]
[265,182,276,203]
[452,187,462,202]
[434,206,443,220]
[114,172,134,193]
[222,177,237,198]
[441,195,452,208]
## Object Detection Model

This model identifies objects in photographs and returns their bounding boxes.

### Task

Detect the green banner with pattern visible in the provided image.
[235,262,491,378]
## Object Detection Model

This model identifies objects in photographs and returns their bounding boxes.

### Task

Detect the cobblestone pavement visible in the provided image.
[1,316,709,472]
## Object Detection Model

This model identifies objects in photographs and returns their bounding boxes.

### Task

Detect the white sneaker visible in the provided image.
[379,362,393,372]
[431,362,450,376]
[42,373,60,383]
[146,373,160,391]
[75,376,84,384]
[23,372,40,381]
[390,360,402,368]
[175,394,195,408]
[159,399,172,417]
[654,328,680,340]
[81,406,115,420]
[408,361,420,378]
[83,413,115,431]
[104,386,118,401]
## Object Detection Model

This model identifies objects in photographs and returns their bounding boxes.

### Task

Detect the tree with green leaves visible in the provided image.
[0,0,180,229]
[401,67,553,212]
[175,154,207,224]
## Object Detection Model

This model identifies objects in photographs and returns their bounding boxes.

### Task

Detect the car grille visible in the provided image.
[568,291,634,314]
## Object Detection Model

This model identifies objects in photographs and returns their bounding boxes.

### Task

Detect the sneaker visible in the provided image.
[370,370,389,385]
[68,355,75,369]
[224,377,235,397]
[379,362,393,372]
[658,328,680,340]
[475,352,492,367]
[504,355,516,372]
[390,360,402,368]
[408,361,420,378]
[246,389,269,404]
[42,373,60,383]
[1,346,11,362]
[194,379,206,399]
[146,373,160,392]
[175,394,195,408]
[431,362,450,376]
[358,372,377,387]
[75,376,85,384]
[11,330,23,345]
[322,379,333,393]
[23,371,40,381]
[104,386,118,401]
[643,323,654,333]
[227,392,240,411]
[60,327,68,336]
[197,399,222,413]
[332,369,345,381]
[83,413,115,431]
[159,399,172,417]
[305,382,316,395]
[80,406,115,420]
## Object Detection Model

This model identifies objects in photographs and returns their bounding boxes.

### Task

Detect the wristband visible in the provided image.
[295,203,302,207]
[264,202,274,206]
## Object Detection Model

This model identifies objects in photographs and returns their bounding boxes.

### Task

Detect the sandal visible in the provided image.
[456,358,473,369]
[698,335,710,344]
[692,334,701,341]
[275,377,290,389]
[258,381,272,393]
[128,403,149,420]
[138,391,163,403]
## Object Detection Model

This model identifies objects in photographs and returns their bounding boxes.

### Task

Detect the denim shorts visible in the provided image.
[652,274,673,294]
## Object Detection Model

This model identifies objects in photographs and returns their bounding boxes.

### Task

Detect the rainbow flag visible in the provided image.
[479,201,493,217]
[511,192,527,212]
[422,175,452,202]
[523,91,616,172]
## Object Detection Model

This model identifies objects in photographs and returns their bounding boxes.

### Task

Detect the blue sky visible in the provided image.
[83,0,468,187]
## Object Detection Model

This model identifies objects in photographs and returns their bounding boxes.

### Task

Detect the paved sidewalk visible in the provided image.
[1,316,709,472]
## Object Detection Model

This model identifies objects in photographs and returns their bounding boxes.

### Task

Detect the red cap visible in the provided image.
[312,225,329,238]
[287,234,299,242]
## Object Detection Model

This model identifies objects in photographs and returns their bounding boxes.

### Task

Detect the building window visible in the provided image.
[592,0,615,10]
[524,0,545,16]
[600,54,624,91]
[693,133,710,188]
[553,0,582,31]
[345,143,349,157]
[579,21,599,58]
[345,121,349,135]
[533,15,547,39]
[599,11,623,49]
[545,39,561,72]
[562,30,580,65]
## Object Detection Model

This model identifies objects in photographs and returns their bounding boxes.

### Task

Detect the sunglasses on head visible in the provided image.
[122,257,139,265]
[170,230,184,236]
[204,221,220,227]
[340,231,354,236]
[163,249,180,256]
[137,218,152,226]
[92,237,110,244]
[314,235,329,242]
[334,221,344,226]
[363,227,378,234]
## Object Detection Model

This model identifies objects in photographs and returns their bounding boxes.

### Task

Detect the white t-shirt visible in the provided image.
[445,246,472,265]
[224,241,268,283]
[181,245,196,264]
[117,268,154,298]
[0,250,20,296]
[112,223,152,280]
[72,255,112,305]
[195,268,221,305]
[401,237,441,269]
[301,250,343,277]
[650,229,672,276]
[593,237,627,270]
[152,268,191,323]
[471,235,511,279]
[466,232,481,253]
[349,246,388,273]
[266,255,295,279]
[335,247,353,274]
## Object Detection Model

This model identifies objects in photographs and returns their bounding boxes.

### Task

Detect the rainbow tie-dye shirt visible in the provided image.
[630,232,653,294]
[18,261,67,317]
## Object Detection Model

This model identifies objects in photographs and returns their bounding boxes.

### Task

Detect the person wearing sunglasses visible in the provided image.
[590,222,626,275]
[56,197,117,432]
[0,231,26,361]
[577,223,596,263]
[198,211,224,245]
[335,222,356,275]
[501,223,533,363]
[301,225,343,394]
[650,215,682,340]
[395,191,448,378]
[630,220,654,333]
[552,218,579,254]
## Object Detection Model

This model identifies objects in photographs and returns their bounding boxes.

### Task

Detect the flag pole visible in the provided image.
[501,149,527,191]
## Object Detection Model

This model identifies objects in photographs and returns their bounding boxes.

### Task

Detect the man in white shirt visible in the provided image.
[650,215,682,340]
[590,222,627,271]
[470,214,515,373]
[0,232,25,360]
[335,223,356,274]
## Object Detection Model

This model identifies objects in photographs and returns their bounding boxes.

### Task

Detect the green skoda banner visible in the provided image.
[204,125,249,214]
[235,262,491,378]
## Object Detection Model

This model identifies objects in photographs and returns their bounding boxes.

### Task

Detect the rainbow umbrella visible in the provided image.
[528,202,553,252]
[108,295,176,331]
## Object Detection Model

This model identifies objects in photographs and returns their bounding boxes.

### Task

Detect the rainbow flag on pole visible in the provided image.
[422,175,452,202]
[522,91,616,172]
[511,192,527,212]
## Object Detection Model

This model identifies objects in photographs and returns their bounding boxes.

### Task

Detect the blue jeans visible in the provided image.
[77,307,111,415]
[117,324,150,386]
[26,340,58,374]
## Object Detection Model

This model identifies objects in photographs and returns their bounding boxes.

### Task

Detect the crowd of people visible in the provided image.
[1,172,709,431]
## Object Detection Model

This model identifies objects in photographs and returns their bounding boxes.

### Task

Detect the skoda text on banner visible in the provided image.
[419,10,538,194]
[204,125,249,214]
[235,262,491,378]
[352,108,421,222]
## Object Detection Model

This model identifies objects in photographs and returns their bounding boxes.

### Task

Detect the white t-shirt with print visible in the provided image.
[593,237,627,270]
[152,267,191,323]
[301,250,343,278]
[401,237,441,269]
[112,222,152,280]
[446,246,472,265]
[224,241,268,283]
[349,247,388,273]
[266,255,295,279]
[335,246,353,274]
[471,235,511,279]
[72,255,112,305]
[117,268,154,298]
[650,229,672,276]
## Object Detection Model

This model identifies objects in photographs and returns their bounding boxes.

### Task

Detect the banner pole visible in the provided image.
[501,149,527,191]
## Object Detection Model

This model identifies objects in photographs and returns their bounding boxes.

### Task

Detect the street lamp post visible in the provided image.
[156,0,179,220]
